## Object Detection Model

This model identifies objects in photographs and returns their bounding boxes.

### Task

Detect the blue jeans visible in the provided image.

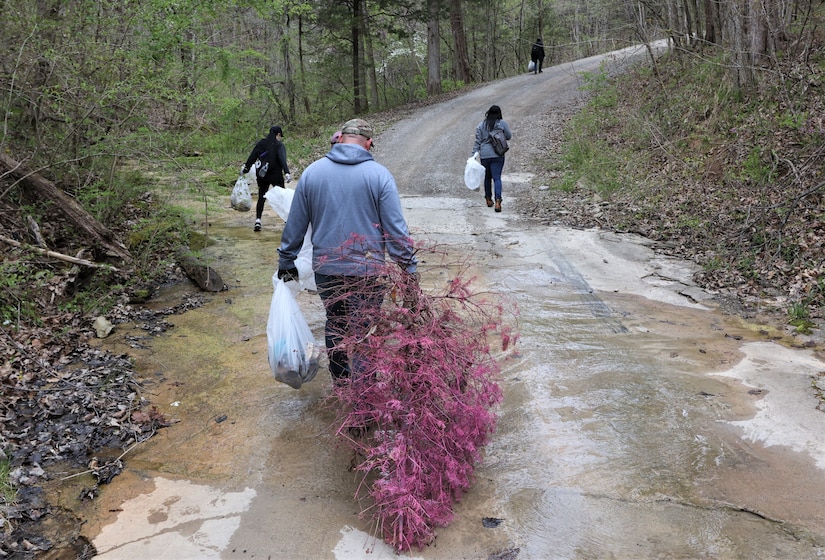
[315,273,386,381]
[481,156,505,200]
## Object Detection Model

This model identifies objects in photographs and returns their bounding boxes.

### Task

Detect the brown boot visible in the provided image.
[485,196,494,207]
[495,199,502,212]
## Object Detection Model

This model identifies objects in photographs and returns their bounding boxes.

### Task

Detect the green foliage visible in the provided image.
[0,0,645,174]
[778,111,807,129]
[57,192,189,317]
[192,98,255,157]
[554,67,630,195]
[555,174,579,193]
[580,66,618,109]
[442,80,467,93]
[559,135,625,195]
[789,301,810,321]
[1,0,647,193]
[676,216,703,229]
[737,148,775,184]
[788,302,815,334]
[0,457,15,507]
[702,256,724,272]
[126,203,191,279]
[57,274,120,316]
[0,261,45,327]
[735,254,759,280]
[78,169,155,225]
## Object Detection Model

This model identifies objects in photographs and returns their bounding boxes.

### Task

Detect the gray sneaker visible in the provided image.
[254,220,261,232]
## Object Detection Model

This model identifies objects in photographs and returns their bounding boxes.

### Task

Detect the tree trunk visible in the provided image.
[703,0,718,44]
[538,0,544,39]
[427,0,442,96]
[352,0,364,113]
[749,0,769,65]
[298,14,310,114]
[484,3,495,81]
[449,0,472,83]
[0,153,132,262]
[357,0,371,112]
[363,4,380,110]
[282,24,295,119]
[669,0,686,49]
[729,0,755,87]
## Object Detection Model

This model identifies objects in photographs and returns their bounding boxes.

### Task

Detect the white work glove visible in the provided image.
[285,173,292,183]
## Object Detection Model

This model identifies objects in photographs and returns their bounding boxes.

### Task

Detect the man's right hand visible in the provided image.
[277,268,299,282]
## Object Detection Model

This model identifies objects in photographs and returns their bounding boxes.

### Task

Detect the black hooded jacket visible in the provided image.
[531,40,545,62]
[244,126,290,184]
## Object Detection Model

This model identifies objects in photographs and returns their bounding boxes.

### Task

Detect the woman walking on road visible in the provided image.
[472,105,512,212]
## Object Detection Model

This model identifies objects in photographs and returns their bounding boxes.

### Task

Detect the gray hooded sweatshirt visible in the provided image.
[277,143,417,276]
[473,118,513,160]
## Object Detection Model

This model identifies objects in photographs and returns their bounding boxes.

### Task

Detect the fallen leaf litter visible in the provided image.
[1,293,205,556]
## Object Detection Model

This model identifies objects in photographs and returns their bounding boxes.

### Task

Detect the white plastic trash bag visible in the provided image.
[464,152,485,191]
[528,60,536,73]
[265,187,316,292]
[264,184,294,220]
[230,176,252,212]
[267,274,320,389]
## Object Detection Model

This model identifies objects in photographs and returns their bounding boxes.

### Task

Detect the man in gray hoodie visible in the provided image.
[277,118,418,382]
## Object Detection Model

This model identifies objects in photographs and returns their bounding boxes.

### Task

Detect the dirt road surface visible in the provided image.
[69,45,825,559]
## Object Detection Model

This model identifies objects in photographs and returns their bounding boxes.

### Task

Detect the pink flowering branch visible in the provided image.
[323,239,518,551]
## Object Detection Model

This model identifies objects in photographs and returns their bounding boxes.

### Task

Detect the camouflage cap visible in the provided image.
[340,118,373,139]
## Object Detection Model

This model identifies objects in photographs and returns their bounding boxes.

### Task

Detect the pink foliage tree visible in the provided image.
[324,240,518,551]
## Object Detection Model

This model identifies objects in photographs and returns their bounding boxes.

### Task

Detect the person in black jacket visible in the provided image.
[241,125,291,231]
[531,38,545,74]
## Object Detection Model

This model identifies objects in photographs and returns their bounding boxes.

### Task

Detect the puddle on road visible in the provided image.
[57,194,825,559]
[93,478,256,559]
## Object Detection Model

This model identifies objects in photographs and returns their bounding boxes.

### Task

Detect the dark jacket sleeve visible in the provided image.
[276,142,289,175]
[243,139,266,173]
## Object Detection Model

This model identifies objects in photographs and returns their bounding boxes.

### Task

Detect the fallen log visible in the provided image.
[175,247,226,292]
[0,152,132,262]
[0,233,119,271]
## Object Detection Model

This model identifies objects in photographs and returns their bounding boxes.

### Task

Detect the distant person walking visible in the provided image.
[531,38,545,74]
[241,125,292,231]
[472,105,512,213]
